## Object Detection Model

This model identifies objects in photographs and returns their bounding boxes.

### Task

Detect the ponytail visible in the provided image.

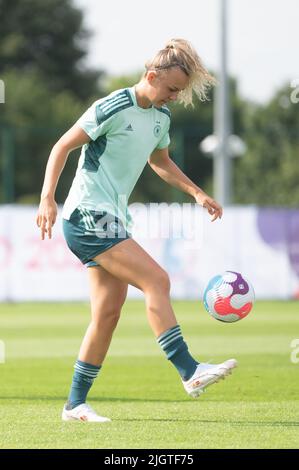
[145,38,216,106]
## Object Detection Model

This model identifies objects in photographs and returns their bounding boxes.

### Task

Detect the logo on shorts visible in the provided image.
[154,125,161,137]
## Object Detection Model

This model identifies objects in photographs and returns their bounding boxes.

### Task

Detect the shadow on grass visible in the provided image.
[1,396,299,428]
[0,395,189,403]
[112,419,299,427]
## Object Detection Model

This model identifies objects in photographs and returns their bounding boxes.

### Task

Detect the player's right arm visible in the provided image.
[36,125,90,240]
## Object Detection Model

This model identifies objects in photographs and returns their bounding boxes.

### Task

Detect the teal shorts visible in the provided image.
[62,208,131,268]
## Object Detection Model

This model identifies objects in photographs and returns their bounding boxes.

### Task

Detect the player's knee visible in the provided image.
[92,305,121,328]
[105,306,122,326]
[150,269,171,295]
[92,293,126,325]
[110,288,127,312]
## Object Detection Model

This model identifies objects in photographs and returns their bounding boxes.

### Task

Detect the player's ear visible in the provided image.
[146,70,158,85]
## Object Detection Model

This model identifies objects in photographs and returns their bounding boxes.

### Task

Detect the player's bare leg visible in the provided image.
[93,238,177,336]
[78,265,128,365]
[62,266,127,422]
[93,238,237,396]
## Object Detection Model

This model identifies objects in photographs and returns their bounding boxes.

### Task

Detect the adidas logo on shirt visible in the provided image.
[125,124,134,131]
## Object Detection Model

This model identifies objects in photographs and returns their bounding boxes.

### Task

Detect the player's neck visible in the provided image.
[134,83,152,109]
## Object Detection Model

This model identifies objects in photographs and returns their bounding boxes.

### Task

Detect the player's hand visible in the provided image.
[194,192,223,222]
[36,196,58,240]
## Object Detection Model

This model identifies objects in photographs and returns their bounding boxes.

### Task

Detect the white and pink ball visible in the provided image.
[203,271,255,322]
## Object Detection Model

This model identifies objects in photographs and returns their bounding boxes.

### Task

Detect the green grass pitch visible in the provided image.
[0,300,298,449]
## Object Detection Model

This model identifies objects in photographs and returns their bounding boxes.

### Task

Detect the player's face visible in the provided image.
[147,67,189,107]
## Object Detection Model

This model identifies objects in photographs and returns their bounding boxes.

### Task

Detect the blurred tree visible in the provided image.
[0,69,86,203]
[0,0,103,100]
[1,0,297,209]
[104,72,143,95]
[234,84,299,206]
[0,0,106,203]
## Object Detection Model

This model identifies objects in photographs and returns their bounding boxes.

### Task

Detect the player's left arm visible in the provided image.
[148,147,223,222]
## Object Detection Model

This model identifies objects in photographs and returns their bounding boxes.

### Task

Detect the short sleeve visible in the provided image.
[76,102,112,141]
[155,118,171,150]
[156,131,170,149]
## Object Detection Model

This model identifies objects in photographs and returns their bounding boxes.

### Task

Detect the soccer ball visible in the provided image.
[203,271,255,322]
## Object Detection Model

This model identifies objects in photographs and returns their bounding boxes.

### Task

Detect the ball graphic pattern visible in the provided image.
[203,271,255,322]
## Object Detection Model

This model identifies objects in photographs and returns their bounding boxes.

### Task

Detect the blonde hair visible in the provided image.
[145,38,216,107]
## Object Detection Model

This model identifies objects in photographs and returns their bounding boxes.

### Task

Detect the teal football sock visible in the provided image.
[157,325,198,381]
[67,359,101,409]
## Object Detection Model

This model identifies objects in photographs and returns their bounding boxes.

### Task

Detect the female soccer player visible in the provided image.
[37,39,237,422]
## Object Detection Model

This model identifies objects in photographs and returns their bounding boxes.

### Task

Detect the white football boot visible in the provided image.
[62,403,111,422]
[183,358,238,398]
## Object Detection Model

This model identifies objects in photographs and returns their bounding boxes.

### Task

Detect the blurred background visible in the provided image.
[0,0,299,301]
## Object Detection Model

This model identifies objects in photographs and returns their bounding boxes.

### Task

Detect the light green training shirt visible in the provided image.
[62,87,171,231]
